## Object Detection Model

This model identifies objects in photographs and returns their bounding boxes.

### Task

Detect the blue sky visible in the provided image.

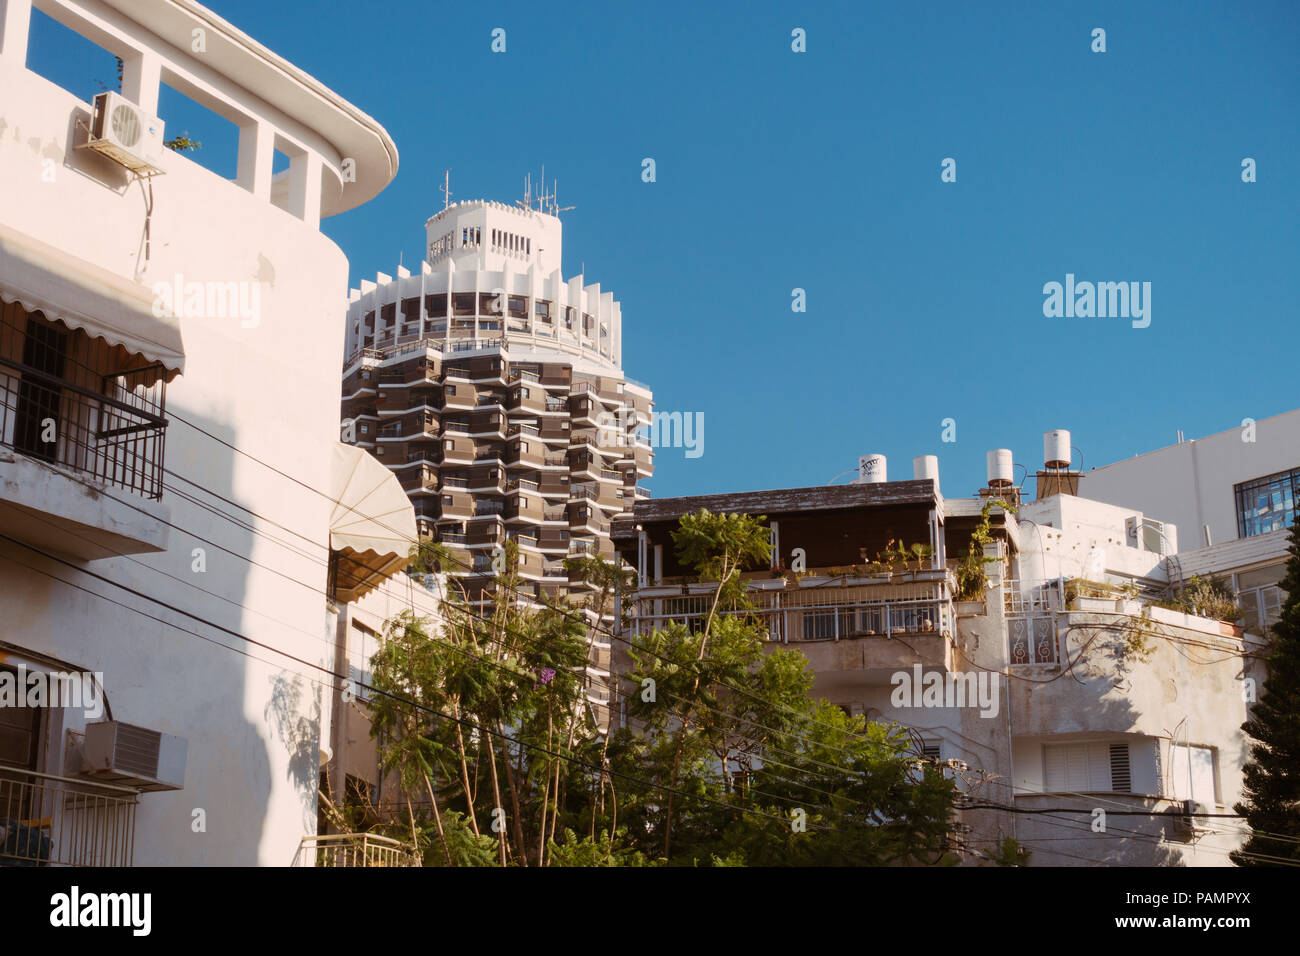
[29,1,1300,501]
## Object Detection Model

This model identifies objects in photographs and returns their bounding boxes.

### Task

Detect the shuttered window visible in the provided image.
[1044,742,1130,792]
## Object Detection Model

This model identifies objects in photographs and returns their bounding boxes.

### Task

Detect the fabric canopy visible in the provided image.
[329,442,418,602]
[0,222,185,380]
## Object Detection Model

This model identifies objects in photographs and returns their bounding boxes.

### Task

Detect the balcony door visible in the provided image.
[13,316,67,463]
[0,665,44,852]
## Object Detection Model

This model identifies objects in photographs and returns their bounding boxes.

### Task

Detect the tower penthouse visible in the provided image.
[340,199,654,622]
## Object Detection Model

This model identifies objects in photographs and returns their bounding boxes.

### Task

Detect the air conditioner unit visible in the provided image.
[82,721,186,792]
[1174,798,1210,834]
[86,91,165,175]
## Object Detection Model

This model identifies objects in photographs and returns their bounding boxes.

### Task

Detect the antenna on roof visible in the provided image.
[552,178,575,216]
[440,169,452,211]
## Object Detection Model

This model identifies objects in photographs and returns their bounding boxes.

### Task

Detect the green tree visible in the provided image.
[610,508,957,865]
[1232,518,1300,866]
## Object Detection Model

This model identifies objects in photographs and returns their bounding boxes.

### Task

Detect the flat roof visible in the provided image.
[104,0,399,214]
[613,480,939,539]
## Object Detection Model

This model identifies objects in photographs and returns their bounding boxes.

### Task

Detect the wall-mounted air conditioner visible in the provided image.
[1174,798,1210,835]
[85,91,166,175]
[82,721,187,792]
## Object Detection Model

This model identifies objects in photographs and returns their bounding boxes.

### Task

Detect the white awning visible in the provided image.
[0,222,185,380]
[329,442,417,602]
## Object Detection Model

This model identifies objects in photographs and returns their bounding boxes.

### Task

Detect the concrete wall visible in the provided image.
[1015,494,1172,588]
[1080,408,1300,549]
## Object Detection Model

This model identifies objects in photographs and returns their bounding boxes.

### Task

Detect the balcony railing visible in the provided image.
[0,767,139,867]
[0,351,167,500]
[292,833,418,867]
[631,581,955,644]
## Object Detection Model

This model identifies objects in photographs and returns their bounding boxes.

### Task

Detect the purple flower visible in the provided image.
[537,667,556,685]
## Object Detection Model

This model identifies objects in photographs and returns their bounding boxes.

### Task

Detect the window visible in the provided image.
[802,609,837,640]
[921,743,942,763]
[1235,468,1300,538]
[1044,741,1130,793]
[1170,744,1216,805]
[348,621,378,702]
[0,666,42,772]
[1,309,169,498]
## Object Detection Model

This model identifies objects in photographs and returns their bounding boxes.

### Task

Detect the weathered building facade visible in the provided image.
[612,454,1254,865]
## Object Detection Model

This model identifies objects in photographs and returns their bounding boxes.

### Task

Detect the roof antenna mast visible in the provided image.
[440,169,452,211]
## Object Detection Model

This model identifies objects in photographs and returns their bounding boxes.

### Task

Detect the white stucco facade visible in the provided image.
[1080,408,1300,550]
[0,0,397,864]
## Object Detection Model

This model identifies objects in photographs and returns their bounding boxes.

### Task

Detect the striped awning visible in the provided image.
[329,442,418,603]
[0,222,184,380]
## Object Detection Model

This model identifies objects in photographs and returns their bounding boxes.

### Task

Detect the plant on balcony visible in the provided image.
[164,132,202,153]
[1063,577,1118,606]
[1155,574,1241,623]
[615,508,959,866]
[955,499,1015,600]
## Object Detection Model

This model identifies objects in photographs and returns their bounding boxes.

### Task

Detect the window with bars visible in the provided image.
[0,304,168,498]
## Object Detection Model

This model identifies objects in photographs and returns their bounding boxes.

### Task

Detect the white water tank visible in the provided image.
[1044,430,1071,469]
[913,455,939,483]
[858,454,887,484]
[986,449,1014,488]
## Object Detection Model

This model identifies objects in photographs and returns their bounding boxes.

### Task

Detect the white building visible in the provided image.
[0,0,410,865]
[615,434,1256,865]
[1081,408,1299,636]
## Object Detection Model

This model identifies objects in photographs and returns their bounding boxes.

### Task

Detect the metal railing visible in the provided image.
[1003,579,1064,615]
[1007,614,1059,665]
[0,768,138,867]
[293,833,418,867]
[631,581,955,644]
[0,329,167,500]
[1003,579,1062,665]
